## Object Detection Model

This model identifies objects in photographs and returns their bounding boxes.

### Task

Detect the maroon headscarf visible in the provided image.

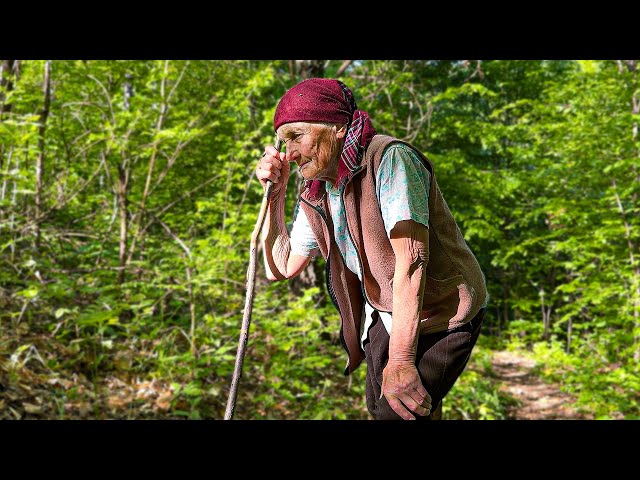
[274,78,376,195]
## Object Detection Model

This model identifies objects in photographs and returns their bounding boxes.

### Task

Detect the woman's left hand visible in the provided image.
[381,362,432,420]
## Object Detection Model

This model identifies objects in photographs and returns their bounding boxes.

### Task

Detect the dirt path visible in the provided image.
[491,350,592,420]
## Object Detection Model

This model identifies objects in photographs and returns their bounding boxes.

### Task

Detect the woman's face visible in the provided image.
[278,122,346,183]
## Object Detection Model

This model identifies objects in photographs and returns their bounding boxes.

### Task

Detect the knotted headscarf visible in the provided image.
[274,78,376,192]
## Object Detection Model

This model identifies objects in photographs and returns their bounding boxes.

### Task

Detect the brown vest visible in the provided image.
[299,135,487,375]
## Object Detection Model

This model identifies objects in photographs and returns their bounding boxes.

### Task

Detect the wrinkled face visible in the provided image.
[277,122,345,182]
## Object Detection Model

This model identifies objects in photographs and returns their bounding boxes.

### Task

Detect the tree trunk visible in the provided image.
[35,60,51,251]
[117,164,128,286]
[1,60,17,193]
[6,148,18,260]
[125,61,168,266]
[117,73,133,286]
[543,307,552,341]
[539,288,552,341]
[0,59,17,119]
[502,279,509,334]
[296,60,325,80]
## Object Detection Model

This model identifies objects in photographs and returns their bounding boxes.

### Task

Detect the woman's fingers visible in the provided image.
[385,394,416,420]
[256,147,288,189]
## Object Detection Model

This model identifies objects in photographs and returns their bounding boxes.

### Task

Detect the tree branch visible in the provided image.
[335,60,353,77]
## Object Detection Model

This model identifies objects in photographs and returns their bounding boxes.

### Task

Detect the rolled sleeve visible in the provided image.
[289,205,319,258]
[376,143,431,237]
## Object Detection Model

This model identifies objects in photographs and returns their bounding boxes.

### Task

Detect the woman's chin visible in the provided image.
[300,165,314,178]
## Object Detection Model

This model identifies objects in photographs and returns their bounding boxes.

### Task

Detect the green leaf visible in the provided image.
[55,308,71,319]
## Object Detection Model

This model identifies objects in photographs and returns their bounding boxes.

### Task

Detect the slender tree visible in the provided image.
[34,60,51,251]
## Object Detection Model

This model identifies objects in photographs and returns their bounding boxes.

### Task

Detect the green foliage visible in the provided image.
[231,285,369,420]
[445,344,518,419]
[527,340,639,419]
[1,59,638,419]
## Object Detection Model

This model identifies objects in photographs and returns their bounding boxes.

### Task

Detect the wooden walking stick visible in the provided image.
[224,137,283,420]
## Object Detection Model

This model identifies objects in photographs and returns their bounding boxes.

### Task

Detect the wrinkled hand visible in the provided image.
[381,362,432,420]
[255,145,291,195]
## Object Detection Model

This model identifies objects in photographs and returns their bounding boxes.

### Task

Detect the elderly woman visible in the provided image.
[256,78,487,420]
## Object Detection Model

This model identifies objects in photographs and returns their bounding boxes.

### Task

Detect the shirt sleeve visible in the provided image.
[289,204,320,258]
[376,143,431,237]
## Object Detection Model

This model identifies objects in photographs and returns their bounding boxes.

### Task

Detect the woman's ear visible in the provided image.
[336,124,348,139]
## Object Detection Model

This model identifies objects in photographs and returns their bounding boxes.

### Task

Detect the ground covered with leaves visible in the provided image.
[3,315,611,420]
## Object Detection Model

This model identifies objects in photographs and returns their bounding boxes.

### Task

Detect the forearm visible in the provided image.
[389,261,426,364]
[388,221,429,365]
[261,191,291,281]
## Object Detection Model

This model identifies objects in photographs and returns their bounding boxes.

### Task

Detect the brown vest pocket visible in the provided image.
[423,274,464,305]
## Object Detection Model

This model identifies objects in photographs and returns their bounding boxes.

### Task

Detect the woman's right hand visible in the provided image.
[256,145,291,194]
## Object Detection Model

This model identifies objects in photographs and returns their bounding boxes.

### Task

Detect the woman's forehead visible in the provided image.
[279,122,332,137]
[278,122,310,135]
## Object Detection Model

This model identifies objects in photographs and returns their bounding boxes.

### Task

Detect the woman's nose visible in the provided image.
[287,150,301,163]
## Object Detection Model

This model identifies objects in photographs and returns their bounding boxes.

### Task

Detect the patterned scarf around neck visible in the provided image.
[307,81,376,199]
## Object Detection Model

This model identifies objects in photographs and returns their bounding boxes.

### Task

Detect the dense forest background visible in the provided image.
[0,60,638,420]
